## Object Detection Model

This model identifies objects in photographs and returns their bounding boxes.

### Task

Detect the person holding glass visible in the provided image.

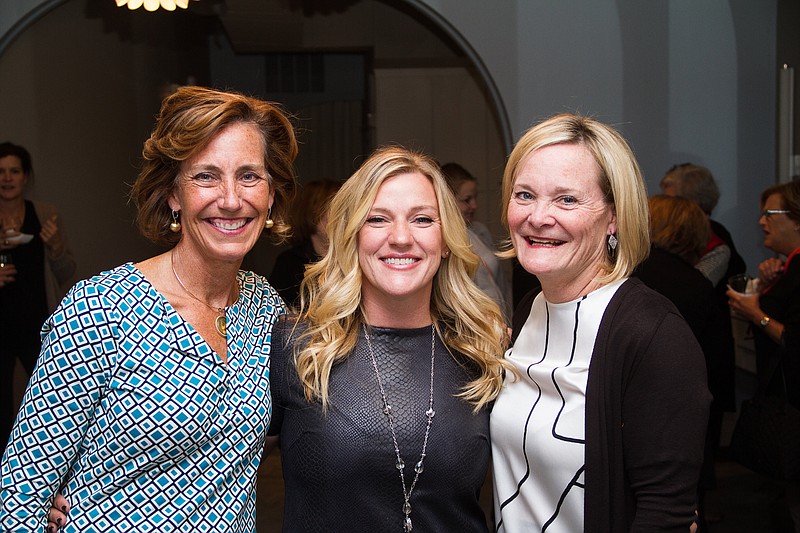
[727,181,800,531]
[0,142,76,460]
[727,181,800,375]
[491,114,710,532]
[0,86,298,532]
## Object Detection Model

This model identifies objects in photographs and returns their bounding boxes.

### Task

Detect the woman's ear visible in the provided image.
[168,193,180,213]
[608,209,618,236]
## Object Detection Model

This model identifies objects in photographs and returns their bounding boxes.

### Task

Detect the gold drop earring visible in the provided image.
[170,210,181,233]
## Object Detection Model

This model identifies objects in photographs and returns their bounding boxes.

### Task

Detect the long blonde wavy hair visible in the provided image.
[293,146,509,411]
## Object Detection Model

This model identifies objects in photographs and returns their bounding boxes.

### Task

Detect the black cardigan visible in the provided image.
[512,278,711,532]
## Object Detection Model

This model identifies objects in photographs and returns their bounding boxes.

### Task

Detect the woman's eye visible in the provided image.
[560,195,577,205]
[239,173,264,186]
[365,216,387,224]
[191,172,217,185]
[513,190,533,202]
[413,216,434,225]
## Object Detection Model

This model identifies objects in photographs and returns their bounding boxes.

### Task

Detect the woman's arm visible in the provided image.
[35,203,76,287]
[0,281,115,531]
[622,312,710,532]
[727,290,784,344]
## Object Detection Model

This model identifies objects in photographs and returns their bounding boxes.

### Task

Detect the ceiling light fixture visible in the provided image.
[115,0,198,11]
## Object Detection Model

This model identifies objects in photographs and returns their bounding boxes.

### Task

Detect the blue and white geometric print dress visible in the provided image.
[490,279,623,533]
[0,263,283,532]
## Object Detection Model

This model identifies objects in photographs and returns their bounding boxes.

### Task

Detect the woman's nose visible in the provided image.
[527,201,553,226]
[388,221,412,245]
[218,179,243,210]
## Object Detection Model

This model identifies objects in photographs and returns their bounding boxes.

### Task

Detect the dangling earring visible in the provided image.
[607,233,618,258]
[264,209,274,230]
[169,210,181,233]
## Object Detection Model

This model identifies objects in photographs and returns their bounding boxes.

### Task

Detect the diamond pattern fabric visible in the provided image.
[0,263,282,532]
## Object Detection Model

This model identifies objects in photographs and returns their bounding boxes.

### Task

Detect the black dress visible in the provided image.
[269,316,491,532]
[0,200,48,455]
[269,242,319,309]
[756,249,800,407]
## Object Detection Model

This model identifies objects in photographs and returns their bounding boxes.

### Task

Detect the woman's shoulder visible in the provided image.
[272,314,305,343]
[611,277,677,312]
[602,278,696,349]
[238,269,286,309]
[50,263,145,324]
[269,315,306,371]
[72,263,142,296]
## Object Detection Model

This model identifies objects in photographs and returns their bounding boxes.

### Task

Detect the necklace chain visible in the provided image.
[363,324,436,533]
[170,250,231,338]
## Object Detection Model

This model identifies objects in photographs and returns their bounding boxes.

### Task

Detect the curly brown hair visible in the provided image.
[130,86,298,246]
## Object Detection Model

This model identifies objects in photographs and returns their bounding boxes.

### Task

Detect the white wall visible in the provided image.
[2,0,782,274]
[418,0,778,272]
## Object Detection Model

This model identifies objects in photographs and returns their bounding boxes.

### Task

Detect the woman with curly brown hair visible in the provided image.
[1,86,298,532]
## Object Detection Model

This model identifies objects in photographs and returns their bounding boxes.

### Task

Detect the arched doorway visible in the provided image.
[1,10,509,525]
[0,0,510,280]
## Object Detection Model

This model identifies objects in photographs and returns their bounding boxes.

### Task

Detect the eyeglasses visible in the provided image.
[761,209,791,219]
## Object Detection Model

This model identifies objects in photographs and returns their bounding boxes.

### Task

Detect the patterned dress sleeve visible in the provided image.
[0,279,117,531]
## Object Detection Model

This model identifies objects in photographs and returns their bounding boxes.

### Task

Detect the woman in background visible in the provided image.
[0,141,75,459]
[269,179,340,308]
[491,114,710,532]
[442,162,511,321]
[728,180,800,532]
[635,194,728,533]
[1,86,297,532]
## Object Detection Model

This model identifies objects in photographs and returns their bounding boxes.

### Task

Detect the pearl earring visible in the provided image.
[169,210,181,233]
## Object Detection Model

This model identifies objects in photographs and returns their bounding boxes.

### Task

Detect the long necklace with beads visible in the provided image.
[363,324,436,533]
[171,250,232,337]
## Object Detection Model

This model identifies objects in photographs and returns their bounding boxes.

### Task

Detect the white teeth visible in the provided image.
[527,238,562,246]
[212,219,247,230]
[383,257,416,265]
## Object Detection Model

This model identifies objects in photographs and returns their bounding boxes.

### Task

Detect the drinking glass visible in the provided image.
[727,273,757,295]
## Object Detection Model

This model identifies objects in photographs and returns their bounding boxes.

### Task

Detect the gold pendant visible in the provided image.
[215,314,227,337]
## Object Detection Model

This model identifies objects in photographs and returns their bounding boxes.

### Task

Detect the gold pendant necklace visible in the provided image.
[170,250,232,338]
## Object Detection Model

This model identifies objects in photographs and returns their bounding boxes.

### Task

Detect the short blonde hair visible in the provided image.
[293,146,509,410]
[500,114,650,283]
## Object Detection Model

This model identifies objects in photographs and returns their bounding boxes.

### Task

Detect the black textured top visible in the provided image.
[269,316,491,532]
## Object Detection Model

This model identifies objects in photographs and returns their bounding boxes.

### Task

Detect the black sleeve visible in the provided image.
[511,288,540,344]
[268,315,294,437]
